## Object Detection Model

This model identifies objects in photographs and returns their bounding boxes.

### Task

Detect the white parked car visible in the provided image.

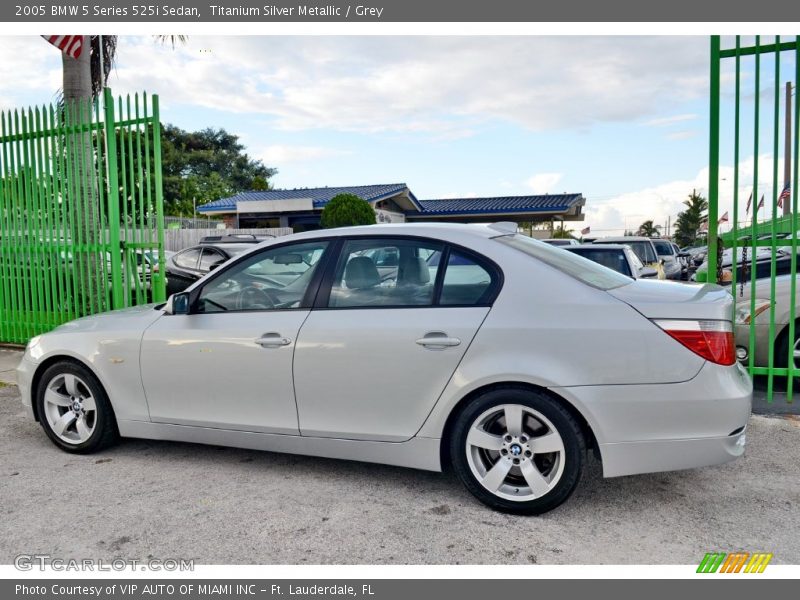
[17,223,752,514]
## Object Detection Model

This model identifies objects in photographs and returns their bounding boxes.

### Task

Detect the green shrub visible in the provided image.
[320,193,376,228]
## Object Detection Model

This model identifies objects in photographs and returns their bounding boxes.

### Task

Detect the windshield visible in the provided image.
[496,235,632,290]
[567,248,632,277]
[651,240,673,257]
[597,240,657,264]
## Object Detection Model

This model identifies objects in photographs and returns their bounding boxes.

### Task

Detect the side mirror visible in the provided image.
[208,260,225,272]
[168,292,191,315]
[639,267,659,279]
[677,252,691,258]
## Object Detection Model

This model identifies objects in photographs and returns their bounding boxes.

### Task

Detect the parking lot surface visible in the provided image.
[1,382,798,565]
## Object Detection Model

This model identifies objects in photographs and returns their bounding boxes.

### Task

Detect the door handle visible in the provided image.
[416,331,461,350]
[255,332,292,348]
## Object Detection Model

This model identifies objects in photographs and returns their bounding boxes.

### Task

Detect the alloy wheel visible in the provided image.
[42,373,97,444]
[465,403,566,502]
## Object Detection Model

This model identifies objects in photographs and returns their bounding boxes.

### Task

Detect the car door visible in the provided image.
[140,239,331,434]
[293,237,501,442]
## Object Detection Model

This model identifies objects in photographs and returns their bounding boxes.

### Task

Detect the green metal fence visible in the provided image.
[709,36,799,402]
[0,88,166,345]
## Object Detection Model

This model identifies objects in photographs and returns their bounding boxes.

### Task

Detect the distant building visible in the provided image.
[197,183,586,232]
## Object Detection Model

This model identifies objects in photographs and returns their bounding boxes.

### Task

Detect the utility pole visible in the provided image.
[785,82,793,216]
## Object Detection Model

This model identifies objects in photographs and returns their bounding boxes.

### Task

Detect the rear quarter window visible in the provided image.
[497,235,632,290]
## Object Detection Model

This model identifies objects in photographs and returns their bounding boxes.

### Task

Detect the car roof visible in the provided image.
[594,236,654,243]
[566,244,629,250]
[192,242,255,253]
[275,222,514,244]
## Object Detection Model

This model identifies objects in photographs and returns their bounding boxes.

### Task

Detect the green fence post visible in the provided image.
[151,94,167,302]
[103,88,123,310]
[708,35,721,283]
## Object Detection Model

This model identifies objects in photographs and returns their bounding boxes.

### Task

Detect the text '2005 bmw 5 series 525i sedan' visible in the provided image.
[17,223,752,514]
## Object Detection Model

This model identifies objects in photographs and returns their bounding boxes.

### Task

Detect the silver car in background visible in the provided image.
[734,274,800,368]
[17,223,751,515]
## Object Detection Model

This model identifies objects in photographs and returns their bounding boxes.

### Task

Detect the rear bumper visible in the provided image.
[551,361,752,478]
[599,429,746,477]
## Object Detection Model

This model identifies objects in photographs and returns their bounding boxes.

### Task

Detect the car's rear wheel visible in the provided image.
[450,388,585,515]
[774,321,800,370]
[36,361,119,454]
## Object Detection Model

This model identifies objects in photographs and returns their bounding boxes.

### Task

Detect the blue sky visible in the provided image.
[0,35,794,235]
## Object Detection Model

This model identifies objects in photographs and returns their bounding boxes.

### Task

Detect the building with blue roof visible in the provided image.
[197,183,585,231]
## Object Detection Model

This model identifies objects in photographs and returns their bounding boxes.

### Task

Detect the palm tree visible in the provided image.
[62,35,184,102]
[58,35,184,311]
[551,225,575,239]
[637,220,661,237]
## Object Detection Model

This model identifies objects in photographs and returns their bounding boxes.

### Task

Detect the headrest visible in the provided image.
[400,255,431,285]
[344,256,380,289]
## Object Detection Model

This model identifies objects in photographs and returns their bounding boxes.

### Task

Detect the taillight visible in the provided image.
[653,319,735,366]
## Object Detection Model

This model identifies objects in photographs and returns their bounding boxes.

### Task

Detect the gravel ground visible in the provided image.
[1,383,798,565]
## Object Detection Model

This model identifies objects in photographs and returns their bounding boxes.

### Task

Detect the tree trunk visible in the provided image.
[62,42,102,314]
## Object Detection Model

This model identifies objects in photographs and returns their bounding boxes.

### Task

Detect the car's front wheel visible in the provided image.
[450,388,585,515]
[36,361,119,454]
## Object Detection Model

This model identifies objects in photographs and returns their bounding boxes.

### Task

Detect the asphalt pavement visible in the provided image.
[1,379,798,565]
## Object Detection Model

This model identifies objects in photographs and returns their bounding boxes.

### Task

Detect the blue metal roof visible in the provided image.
[414,194,583,215]
[198,183,416,213]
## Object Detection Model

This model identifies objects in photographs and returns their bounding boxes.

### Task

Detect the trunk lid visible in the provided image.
[608,280,732,321]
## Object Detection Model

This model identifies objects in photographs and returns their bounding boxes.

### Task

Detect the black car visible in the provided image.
[166,241,258,296]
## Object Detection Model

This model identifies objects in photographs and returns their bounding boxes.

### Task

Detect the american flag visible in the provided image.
[580,226,590,235]
[778,183,791,209]
[757,194,765,211]
[745,191,752,214]
[718,211,729,225]
[41,35,85,59]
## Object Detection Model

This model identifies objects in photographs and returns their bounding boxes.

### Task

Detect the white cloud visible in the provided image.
[583,154,789,237]
[256,145,351,164]
[666,130,699,140]
[644,114,699,127]
[526,172,563,195]
[85,35,709,136]
[0,37,62,109]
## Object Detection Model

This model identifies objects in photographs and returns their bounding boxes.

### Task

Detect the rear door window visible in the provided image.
[440,251,496,305]
[174,248,201,270]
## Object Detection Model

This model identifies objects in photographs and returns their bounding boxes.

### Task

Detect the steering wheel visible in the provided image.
[235,286,279,310]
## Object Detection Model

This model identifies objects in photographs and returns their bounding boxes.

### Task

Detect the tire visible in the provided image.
[776,324,800,370]
[449,388,585,515]
[35,361,119,454]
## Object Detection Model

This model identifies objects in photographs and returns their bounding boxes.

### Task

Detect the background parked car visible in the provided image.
[692,244,796,283]
[650,239,684,280]
[734,273,800,368]
[562,244,658,279]
[592,236,665,279]
[166,241,257,296]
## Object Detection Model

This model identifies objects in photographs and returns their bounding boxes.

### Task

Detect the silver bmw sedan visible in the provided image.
[17,223,751,514]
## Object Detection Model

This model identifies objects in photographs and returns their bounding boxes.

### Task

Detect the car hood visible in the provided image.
[50,304,164,336]
[608,279,733,321]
